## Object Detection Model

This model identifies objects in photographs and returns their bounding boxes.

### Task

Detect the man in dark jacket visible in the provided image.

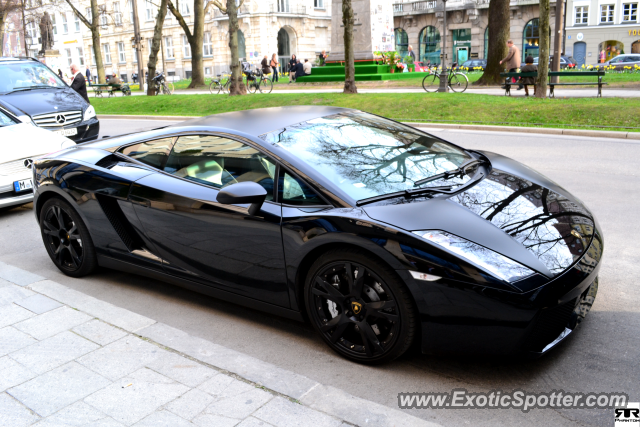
[294,60,305,79]
[70,64,90,103]
[85,67,91,85]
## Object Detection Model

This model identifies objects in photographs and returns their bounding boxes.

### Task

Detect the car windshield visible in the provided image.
[260,111,473,201]
[0,61,66,94]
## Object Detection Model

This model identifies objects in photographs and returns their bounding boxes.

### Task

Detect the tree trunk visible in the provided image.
[342,0,357,93]
[0,11,8,43]
[189,0,204,87]
[226,0,246,95]
[147,0,168,95]
[535,0,550,97]
[90,0,105,84]
[474,0,509,85]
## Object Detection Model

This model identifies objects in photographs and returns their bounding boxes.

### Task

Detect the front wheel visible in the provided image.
[39,198,97,277]
[209,81,219,94]
[449,73,469,93]
[422,73,440,92]
[259,77,273,94]
[305,249,416,364]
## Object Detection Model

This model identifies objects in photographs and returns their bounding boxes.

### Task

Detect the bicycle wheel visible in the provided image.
[422,73,440,92]
[247,79,258,94]
[209,81,219,94]
[166,82,174,94]
[259,77,273,94]
[449,73,469,93]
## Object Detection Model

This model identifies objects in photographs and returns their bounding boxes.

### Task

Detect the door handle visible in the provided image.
[129,195,150,207]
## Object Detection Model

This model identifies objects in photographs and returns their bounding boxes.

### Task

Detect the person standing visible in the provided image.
[85,67,92,85]
[57,69,63,79]
[270,54,280,82]
[319,50,328,66]
[288,54,297,83]
[500,39,522,89]
[407,45,416,63]
[599,50,605,63]
[69,63,89,103]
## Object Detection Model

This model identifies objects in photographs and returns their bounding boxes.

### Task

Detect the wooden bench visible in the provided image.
[90,83,132,97]
[499,71,606,97]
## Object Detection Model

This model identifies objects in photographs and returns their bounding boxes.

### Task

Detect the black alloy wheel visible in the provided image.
[305,249,416,364]
[40,198,97,277]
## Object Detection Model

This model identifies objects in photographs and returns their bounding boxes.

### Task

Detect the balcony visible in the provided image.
[269,4,307,15]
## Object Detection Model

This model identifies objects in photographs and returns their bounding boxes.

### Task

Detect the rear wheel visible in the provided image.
[247,79,258,94]
[422,73,440,92]
[304,249,416,364]
[449,73,469,93]
[39,198,97,277]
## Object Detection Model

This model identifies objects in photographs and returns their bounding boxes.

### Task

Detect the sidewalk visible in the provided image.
[0,261,437,427]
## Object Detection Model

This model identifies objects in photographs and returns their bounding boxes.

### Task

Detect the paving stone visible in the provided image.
[34,418,124,427]
[0,356,36,392]
[201,385,273,420]
[165,388,214,421]
[72,319,128,346]
[0,392,41,427]
[236,417,275,427]
[0,284,35,307]
[253,397,342,427]
[13,306,92,340]
[0,277,12,288]
[77,336,168,381]
[14,294,62,314]
[0,303,35,329]
[10,330,100,374]
[146,352,217,388]
[40,401,110,426]
[0,261,45,287]
[132,410,194,427]
[192,414,240,427]
[84,368,190,426]
[30,280,155,333]
[7,362,111,417]
[197,374,251,398]
[0,326,37,357]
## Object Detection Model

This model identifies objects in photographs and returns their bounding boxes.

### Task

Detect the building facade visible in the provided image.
[565,0,640,66]
[393,0,560,66]
[75,0,331,82]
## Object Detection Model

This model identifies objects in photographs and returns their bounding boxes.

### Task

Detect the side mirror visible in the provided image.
[216,181,267,216]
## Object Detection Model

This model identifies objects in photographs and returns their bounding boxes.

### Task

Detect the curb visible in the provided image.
[0,263,439,427]
[98,114,639,140]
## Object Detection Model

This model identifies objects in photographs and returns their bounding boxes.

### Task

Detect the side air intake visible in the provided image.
[95,194,144,252]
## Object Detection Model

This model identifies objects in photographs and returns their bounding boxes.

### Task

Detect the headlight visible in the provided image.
[83,105,96,121]
[17,115,36,126]
[413,230,535,283]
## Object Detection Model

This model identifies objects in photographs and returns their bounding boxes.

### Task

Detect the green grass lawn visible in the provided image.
[93,92,640,131]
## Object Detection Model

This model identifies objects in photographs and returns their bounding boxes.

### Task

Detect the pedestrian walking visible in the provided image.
[270,54,280,82]
[288,54,297,83]
[500,39,522,89]
[599,50,605,63]
[85,67,91,86]
[519,56,537,97]
[407,45,416,63]
[57,69,63,79]
[69,63,89,103]
[261,55,272,77]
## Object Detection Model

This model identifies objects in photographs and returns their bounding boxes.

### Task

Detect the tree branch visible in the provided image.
[167,0,192,40]
[64,0,91,29]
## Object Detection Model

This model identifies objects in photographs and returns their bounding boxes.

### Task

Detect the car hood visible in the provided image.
[0,123,75,164]
[0,87,87,116]
[363,151,595,278]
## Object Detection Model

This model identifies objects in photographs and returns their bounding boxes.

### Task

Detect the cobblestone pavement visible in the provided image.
[0,262,436,427]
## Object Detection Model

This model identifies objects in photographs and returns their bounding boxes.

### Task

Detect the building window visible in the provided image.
[114,2,122,25]
[622,3,638,21]
[26,21,38,39]
[62,13,68,33]
[100,5,108,28]
[74,14,80,32]
[183,35,191,58]
[179,1,190,15]
[203,32,212,56]
[277,0,290,13]
[117,41,126,63]
[103,43,112,63]
[600,4,615,23]
[86,7,92,24]
[523,18,540,60]
[484,26,488,59]
[314,0,324,8]
[90,45,95,64]
[575,6,588,24]
[418,26,440,65]
[394,28,408,59]
[66,48,72,66]
[51,13,57,36]
[77,47,84,65]
[165,36,174,58]
[205,67,211,75]
[132,43,138,63]
[146,0,155,21]
[127,0,134,22]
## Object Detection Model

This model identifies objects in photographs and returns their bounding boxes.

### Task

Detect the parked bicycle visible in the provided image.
[209,71,231,94]
[422,63,469,93]
[244,67,273,94]
[151,72,174,95]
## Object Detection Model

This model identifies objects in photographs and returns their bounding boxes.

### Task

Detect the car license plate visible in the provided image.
[14,179,33,192]
[54,127,78,137]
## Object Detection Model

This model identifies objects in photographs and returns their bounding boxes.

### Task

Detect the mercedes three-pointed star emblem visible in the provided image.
[55,114,66,124]
[23,158,33,169]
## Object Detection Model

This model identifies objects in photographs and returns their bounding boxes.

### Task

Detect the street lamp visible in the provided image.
[437,0,448,92]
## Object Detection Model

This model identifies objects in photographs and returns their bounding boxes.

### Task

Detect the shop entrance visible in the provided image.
[452,29,471,65]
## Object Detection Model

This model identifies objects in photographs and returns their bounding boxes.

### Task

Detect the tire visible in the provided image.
[247,79,258,94]
[39,197,97,277]
[304,248,417,364]
[209,81,218,94]
[422,73,440,92]
[259,77,273,94]
[449,73,469,93]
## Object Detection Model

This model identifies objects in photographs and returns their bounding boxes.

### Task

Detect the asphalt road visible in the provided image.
[1,118,638,427]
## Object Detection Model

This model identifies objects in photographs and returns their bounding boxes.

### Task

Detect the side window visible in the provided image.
[119,137,174,169]
[279,170,324,206]
[165,134,276,201]
[0,109,17,127]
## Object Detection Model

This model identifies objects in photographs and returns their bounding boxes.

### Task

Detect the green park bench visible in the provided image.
[499,70,606,97]
[90,83,132,97]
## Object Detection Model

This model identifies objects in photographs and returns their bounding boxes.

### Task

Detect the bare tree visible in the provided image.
[0,0,21,43]
[167,0,204,88]
[147,0,168,95]
[342,0,356,93]
[535,0,550,97]
[474,0,509,85]
[65,0,107,83]
[212,0,246,95]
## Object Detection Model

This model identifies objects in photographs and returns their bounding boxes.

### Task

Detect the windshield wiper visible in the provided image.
[413,159,483,187]
[7,86,62,94]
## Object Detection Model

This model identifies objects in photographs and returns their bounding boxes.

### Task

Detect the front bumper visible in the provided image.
[0,182,33,208]
[42,118,100,144]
